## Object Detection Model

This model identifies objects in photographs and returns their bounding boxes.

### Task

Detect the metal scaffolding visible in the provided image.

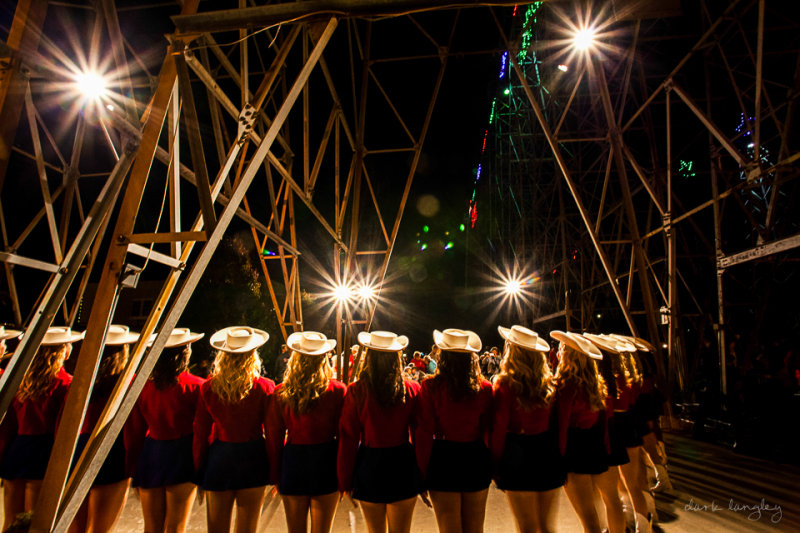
[0,0,797,531]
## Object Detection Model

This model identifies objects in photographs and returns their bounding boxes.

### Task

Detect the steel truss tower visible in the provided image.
[0,1,797,531]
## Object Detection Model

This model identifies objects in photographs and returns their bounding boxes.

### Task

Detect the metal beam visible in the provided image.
[717,233,800,269]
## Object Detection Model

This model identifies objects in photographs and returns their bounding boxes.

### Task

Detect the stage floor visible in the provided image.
[2,432,797,531]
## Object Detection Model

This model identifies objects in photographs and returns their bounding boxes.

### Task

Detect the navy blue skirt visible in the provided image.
[564,424,609,475]
[426,439,492,492]
[613,411,643,448]
[495,431,566,491]
[279,440,338,496]
[201,439,269,491]
[133,435,196,488]
[0,434,53,480]
[72,432,128,486]
[352,443,421,503]
[607,416,631,466]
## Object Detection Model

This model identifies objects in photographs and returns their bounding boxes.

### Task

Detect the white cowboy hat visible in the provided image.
[210,326,269,353]
[582,333,633,354]
[433,328,482,353]
[357,331,408,353]
[550,330,602,360]
[105,324,141,346]
[287,331,337,356]
[498,325,550,352]
[164,327,204,348]
[40,326,85,345]
[0,326,22,342]
[609,333,655,353]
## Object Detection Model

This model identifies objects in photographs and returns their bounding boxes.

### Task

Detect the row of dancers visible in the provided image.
[0,323,670,533]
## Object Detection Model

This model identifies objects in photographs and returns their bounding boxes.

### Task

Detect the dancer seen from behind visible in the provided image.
[491,326,566,533]
[416,328,492,533]
[70,325,142,533]
[267,331,344,533]
[338,331,423,533]
[193,326,274,533]
[125,328,205,533]
[552,331,626,533]
[0,327,81,532]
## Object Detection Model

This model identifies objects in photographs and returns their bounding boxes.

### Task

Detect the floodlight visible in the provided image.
[503,279,522,296]
[356,283,376,300]
[75,71,108,100]
[332,283,353,302]
[572,27,596,51]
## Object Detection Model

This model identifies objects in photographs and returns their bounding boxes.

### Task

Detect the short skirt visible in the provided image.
[613,411,643,448]
[201,439,269,491]
[426,439,492,492]
[352,443,421,503]
[72,432,128,486]
[133,435,196,488]
[606,416,631,466]
[279,440,338,496]
[495,431,566,491]
[0,434,54,480]
[564,424,609,475]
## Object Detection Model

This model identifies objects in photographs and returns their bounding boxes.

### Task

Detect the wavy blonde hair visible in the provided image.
[358,349,405,408]
[279,352,331,414]
[495,342,555,408]
[209,349,261,404]
[555,343,607,411]
[17,344,70,402]
[621,351,642,387]
[433,351,483,401]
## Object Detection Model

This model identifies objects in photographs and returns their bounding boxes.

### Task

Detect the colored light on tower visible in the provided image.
[459,224,465,231]
[445,242,454,250]
[423,225,429,233]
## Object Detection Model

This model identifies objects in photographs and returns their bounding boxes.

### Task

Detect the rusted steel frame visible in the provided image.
[553,66,586,138]
[368,67,416,144]
[594,150,613,234]
[28,24,198,529]
[0,0,49,191]
[175,43,218,232]
[57,125,82,266]
[239,0,249,107]
[289,192,303,330]
[267,152,347,249]
[614,20,640,125]
[0,197,22,324]
[593,60,663,363]
[303,29,311,194]
[51,19,337,532]
[335,116,341,233]
[204,31,296,157]
[198,47,227,186]
[666,85,679,390]
[31,103,68,168]
[715,41,757,149]
[173,0,529,33]
[372,14,456,330]
[100,0,138,121]
[168,79,182,257]
[621,0,745,134]
[360,164,390,245]
[670,82,749,168]
[127,231,207,243]
[0,252,58,272]
[625,251,635,308]
[308,107,340,195]
[716,162,771,243]
[67,208,114,327]
[24,87,64,264]
[621,144,665,216]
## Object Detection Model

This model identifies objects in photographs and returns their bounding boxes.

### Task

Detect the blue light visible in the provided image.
[499,51,508,79]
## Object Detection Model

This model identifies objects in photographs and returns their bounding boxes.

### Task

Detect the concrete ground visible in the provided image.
[2,433,797,531]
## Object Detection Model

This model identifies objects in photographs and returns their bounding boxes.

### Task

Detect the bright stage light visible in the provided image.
[356,283,376,300]
[572,27,596,51]
[75,71,108,100]
[557,64,569,72]
[332,283,353,302]
[503,279,522,296]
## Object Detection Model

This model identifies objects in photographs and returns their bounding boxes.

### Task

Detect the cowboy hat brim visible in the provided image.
[498,325,550,352]
[287,331,337,356]
[550,330,602,360]
[433,329,482,353]
[357,331,408,352]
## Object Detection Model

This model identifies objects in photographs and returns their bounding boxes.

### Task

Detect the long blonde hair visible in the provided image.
[495,342,555,408]
[279,352,331,414]
[209,349,261,403]
[358,348,405,408]
[555,343,607,411]
[17,344,70,402]
[621,351,642,387]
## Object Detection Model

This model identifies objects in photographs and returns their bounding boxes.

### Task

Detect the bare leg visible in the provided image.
[67,499,88,533]
[309,492,340,533]
[461,489,489,533]
[430,491,462,533]
[593,469,625,533]
[86,478,131,533]
[359,501,388,533]
[23,480,42,512]
[563,473,602,533]
[206,491,235,533]
[619,448,648,515]
[505,491,539,533]
[282,494,311,533]
[232,485,267,533]
[139,487,167,533]
[164,483,197,533]
[3,479,27,531]
[385,497,416,533]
